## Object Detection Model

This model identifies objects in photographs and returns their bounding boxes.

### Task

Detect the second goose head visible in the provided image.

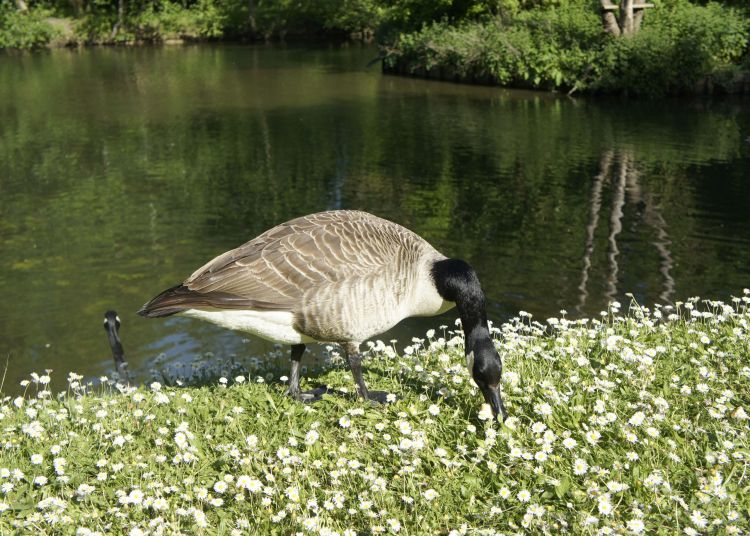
[103,310,129,381]
[431,259,507,420]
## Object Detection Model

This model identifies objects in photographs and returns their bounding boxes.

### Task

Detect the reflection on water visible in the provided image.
[1,44,749,393]
[577,150,677,312]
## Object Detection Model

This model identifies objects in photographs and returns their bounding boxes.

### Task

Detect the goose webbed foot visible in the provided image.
[286,386,330,403]
[344,342,394,406]
[364,390,392,405]
[285,343,326,402]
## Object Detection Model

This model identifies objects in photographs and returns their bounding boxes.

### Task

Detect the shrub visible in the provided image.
[385,1,749,94]
[72,0,227,44]
[0,5,58,49]
[504,5,605,88]
[386,4,605,90]
[595,2,750,95]
[69,0,380,44]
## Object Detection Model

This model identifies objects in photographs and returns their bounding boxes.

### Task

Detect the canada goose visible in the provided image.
[138,210,507,419]
[103,310,129,381]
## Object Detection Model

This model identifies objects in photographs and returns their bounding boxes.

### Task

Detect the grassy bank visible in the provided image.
[1,293,749,534]
[383,3,750,96]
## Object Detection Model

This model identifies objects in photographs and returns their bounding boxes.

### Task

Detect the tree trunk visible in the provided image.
[70,0,84,17]
[111,0,125,40]
[603,12,621,36]
[633,8,645,33]
[602,0,651,36]
[248,0,257,37]
[15,0,28,11]
[621,0,635,36]
[600,0,621,36]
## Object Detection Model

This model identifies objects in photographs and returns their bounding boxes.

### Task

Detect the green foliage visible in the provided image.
[378,0,491,39]
[68,0,383,43]
[508,5,605,87]
[162,0,225,39]
[595,2,750,94]
[73,0,227,43]
[387,4,605,90]
[322,0,383,35]
[517,0,595,7]
[0,4,58,49]
[387,1,750,94]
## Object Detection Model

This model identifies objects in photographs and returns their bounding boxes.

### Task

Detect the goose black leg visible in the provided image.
[344,342,391,404]
[286,343,305,398]
[286,344,327,402]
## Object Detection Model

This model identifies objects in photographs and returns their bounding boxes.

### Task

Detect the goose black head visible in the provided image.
[432,259,507,421]
[465,334,506,421]
[103,310,128,380]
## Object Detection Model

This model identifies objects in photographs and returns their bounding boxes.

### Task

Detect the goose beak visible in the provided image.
[481,384,507,422]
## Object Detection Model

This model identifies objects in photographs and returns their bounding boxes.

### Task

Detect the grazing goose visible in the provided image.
[103,310,129,381]
[138,210,507,419]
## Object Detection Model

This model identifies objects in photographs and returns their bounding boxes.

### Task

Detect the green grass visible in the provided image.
[1,293,749,534]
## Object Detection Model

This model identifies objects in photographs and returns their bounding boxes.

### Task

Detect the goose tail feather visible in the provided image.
[138,284,289,318]
[137,284,197,318]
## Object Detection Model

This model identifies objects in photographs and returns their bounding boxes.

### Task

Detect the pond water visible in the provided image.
[1,44,749,393]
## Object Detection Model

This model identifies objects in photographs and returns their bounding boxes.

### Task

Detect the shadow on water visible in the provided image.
[1,45,750,394]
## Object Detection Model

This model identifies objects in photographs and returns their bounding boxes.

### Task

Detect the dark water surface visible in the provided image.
[1,44,749,392]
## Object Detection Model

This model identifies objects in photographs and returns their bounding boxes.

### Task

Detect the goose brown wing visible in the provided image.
[183,211,404,311]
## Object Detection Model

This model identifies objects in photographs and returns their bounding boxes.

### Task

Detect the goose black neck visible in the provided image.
[107,328,125,365]
[431,258,489,342]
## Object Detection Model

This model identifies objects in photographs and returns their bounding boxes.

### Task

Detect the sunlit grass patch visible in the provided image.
[1,293,749,534]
